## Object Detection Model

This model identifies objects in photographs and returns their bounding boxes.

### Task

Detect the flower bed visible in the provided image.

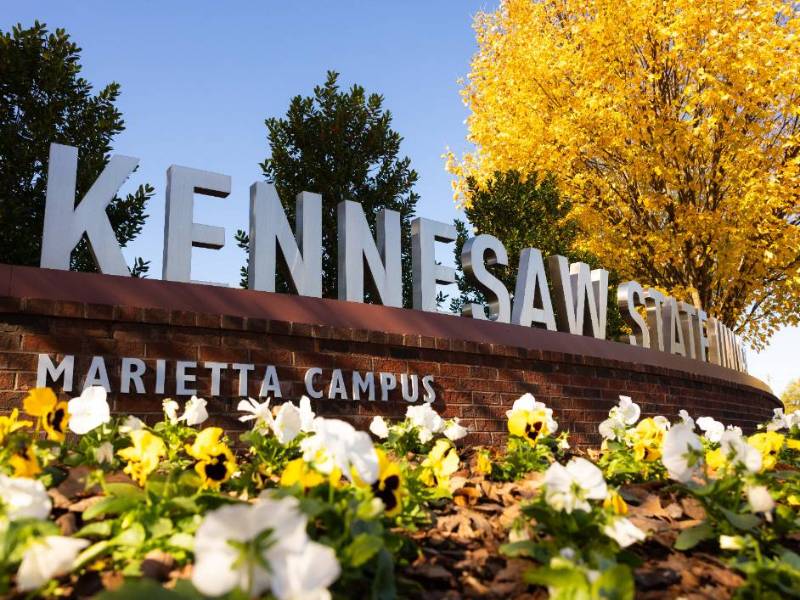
[1,387,799,599]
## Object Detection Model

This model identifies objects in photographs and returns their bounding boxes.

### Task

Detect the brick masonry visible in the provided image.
[0,264,780,447]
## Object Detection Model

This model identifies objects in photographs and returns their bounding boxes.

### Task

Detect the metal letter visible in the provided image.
[36,354,74,392]
[121,358,146,394]
[695,309,710,362]
[204,362,227,396]
[662,297,687,357]
[644,289,667,351]
[337,201,403,306]
[547,256,607,339]
[248,183,322,296]
[176,361,197,395]
[84,356,111,391]
[400,373,420,403]
[304,367,324,399]
[328,368,348,400]
[231,363,254,397]
[677,302,697,359]
[352,371,375,401]
[707,317,724,365]
[162,165,230,284]
[411,218,457,312]
[41,144,137,275]
[460,235,511,322]
[155,359,166,394]
[616,282,650,348]
[379,372,397,401]
[512,248,557,330]
[421,375,436,403]
[259,365,282,397]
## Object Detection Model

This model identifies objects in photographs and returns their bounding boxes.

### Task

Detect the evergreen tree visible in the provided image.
[0,22,152,275]
[237,71,418,305]
[451,171,624,339]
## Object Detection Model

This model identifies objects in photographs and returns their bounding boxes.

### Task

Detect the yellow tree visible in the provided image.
[784,378,800,412]
[449,0,800,347]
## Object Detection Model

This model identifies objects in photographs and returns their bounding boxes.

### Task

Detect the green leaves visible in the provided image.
[674,521,715,550]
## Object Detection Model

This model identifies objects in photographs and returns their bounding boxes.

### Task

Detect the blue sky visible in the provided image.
[3,1,796,396]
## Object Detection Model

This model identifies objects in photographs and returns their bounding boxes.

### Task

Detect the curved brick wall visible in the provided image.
[0,264,779,446]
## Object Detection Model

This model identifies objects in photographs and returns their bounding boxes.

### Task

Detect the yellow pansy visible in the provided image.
[748,432,784,471]
[632,418,664,462]
[118,430,166,486]
[369,448,404,516]
[508,408,550,446]
[786,438,800,451]
[42,401,69,442]
[23,388,57,417]
[280,458,327,489]
[603,490,628,515]
[10,443,41,478]
[185,427,237,489]
[705,448,726,472]
[474,450,492,476]
[420,439,460,489]
[0,408,32,444]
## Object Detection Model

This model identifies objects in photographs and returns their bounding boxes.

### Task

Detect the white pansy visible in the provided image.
[162,399,180,424]
[272,402,302,445]
[613,395,641,425]
[507,393,559,434]
[662,422,703,482]
[0,475,51,521]
[192,495,334,598]
[406,404,445,443]
[270,539,341,600]
[767,408,787,431]
[238,397,273,431]
[301,418,379,484]
[16,535,89,592]
[67,386,111,435]
[443,418,469,441]
[119,415,145,433]
[598,416,626,441]
[298,396,316,432]
[543,457,607,513]
[719,535,745,550]
[369,416,390,439]
[696,417,725,443]
[787,411,800,429]
[179,396,208,426]
[678,410,695,429]
[719,429,762,473]
[95,441,114,465]
[603,517,646,548]
[653,415,671,430]
[726,425,743,437]
[747,485,775,519]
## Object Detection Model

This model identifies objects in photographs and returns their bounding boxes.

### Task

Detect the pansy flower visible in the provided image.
[748,431,784,471]
[0,408,32,444]
[118,430,166,486]
[280,458,326,490]
[23,387,69,442]
[9,442,41,478]
[361,448,403,516]
[185,427,237,489]
[508,407,550,446]
[420,439,460,490]
[631,417,664,462]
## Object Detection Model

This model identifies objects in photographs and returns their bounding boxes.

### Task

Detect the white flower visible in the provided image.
[719,534,746,550]
[719,429,762,473]
[767,408,787,431]
[119,415,145,433]
[298,396,316,432]
[67,386,111,435]
[162,399,180,424]
[506,393,558,434]
[270,539,341,600]
[678,410,695,429]
[16,535,89,592]
[369,416,390,439]
[406,404,445,443]
[300,418,379,484]
[726,425,743,437]
[238,397,273,431]
[543,457,607,513]
[598,415,626,441]
[747,485,775,519]
[662,422,703,482]
[272,402,302,445]
[0,475,51,521]
[603,517,646,548]
[612,395,641,425]
[95,441,114,465]
[443,418,469,441]
[178,396,208,426]
[192,495,336,598]
[653,415,671,430]
[697,417,725,443]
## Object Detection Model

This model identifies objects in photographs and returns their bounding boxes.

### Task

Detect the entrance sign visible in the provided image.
[38,143,748,374]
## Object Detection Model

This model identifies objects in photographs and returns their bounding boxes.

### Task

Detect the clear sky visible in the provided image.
[3,1,796,397]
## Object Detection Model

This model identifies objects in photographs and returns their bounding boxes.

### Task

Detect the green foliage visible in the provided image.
[491,436,557,482]
[0,22,152,274]
[237,71,419,305]
[450,171,624,338]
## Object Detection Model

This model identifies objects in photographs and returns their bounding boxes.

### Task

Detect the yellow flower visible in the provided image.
[786,438,800,451]
[42,401,69,442]
[420,439,460,489]
[0,408,32,444]
[508,408,549,446]
[280,458,327,489]
[185,427,237,489]
[23,388,57,417]
[474,450,492,476]
[118,430,166,486]
[369,448,404,516]
[10,443,41,478]
[705,448,726,471]
[603,490,628,515]
[748,432,784,471]
[632,418,664,462]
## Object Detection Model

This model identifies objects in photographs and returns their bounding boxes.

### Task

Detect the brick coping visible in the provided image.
[0,263,776,402]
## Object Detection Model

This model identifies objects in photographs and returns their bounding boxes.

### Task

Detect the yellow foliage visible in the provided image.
[449,0,800,346]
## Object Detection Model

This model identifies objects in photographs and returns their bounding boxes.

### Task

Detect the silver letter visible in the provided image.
[662,297,687,356]
[617,281,650,347]
[231,363,254,397]
[259,365,282,397]
[248,183,322,296]
[352,371,375,401]
[547,256,607,339]
[41,144,136,275]
[121,358,146,394]
[162,165,230,284]
[677,303,697,359]
[176,361,197,395]
[378,372,397,401]
[695,309,710,362]
[460,235,510,322]
[304,367,324,399]
[644,289,667,351]
[400,373,420,402]
[36,354,74,391]
[422,375,436,403]
[411,218,457,312]
[512,248,556,330]
[328,368,348,400]
[84,356,111,391]
[204,362,227,396]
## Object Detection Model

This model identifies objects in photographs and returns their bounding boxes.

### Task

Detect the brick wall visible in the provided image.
[0,265,780,447]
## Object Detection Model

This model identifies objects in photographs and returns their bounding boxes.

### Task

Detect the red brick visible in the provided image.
[22,334,82,353]
[114,305,142,322]
[142,308,171,324]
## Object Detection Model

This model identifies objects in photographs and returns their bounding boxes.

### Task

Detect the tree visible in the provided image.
[783,379,800,413]
[237,71,419,305]
[0,22,152,275]
[447,0,800,347]
[450,170,623,338]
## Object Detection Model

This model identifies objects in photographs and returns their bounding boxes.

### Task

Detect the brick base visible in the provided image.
[0,265,779,447]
